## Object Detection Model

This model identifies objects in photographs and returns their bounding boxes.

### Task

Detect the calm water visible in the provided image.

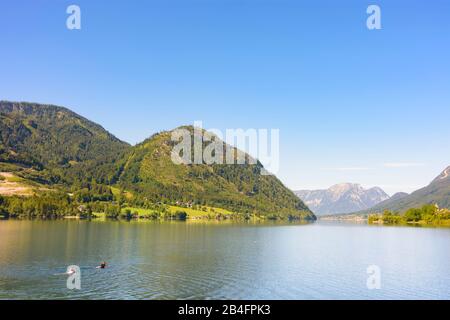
[0,220,449,300]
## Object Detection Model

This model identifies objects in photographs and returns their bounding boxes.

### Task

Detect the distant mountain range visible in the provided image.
[295,183,389,216]
[0,101,314,220]
[357,166,450,214]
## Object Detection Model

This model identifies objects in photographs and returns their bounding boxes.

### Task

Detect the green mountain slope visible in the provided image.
[117,127,314,219]
[363,166,450,213]
[0,101,130,185]
[0,101,314,220]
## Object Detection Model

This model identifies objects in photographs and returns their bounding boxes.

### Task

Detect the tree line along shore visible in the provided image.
[368,204,450,226]
[0,188,311,222]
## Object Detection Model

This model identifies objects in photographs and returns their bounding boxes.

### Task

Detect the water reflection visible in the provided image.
[0,220,449,299]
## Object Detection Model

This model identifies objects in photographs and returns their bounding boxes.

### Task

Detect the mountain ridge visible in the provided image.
[358,166,450,214]
[295,183,389,215]
[0,101,314,220]
[0,101,130,184]
[115,126,313,218]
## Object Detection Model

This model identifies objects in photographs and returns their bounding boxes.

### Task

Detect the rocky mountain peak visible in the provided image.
[295,183,389,216]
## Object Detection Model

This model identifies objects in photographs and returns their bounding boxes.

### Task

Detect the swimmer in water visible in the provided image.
[67,267,77,275]
[97,261,107,269]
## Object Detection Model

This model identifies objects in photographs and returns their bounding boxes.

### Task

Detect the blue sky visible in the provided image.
[1,0,449,194]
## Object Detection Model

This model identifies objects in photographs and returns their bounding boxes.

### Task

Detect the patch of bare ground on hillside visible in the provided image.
[0,172,34,196]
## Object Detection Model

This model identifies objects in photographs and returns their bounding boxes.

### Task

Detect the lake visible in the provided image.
[0,220,449,300]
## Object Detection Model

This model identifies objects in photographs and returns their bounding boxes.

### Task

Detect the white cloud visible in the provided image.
[383,162,425,168]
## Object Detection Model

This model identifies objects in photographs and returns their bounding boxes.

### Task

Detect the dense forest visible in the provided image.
[0,101,315,221]
[0,101,130,184]
[0,191,180,220]
[117,128,312,218]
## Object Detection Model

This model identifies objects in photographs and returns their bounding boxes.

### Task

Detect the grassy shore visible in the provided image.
[368,204,450,227]
[120,205,264,221]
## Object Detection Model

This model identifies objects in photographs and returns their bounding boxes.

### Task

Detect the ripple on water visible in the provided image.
[0,221,449,300]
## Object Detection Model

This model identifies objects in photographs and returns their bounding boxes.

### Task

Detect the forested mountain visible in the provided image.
[116,127,313,218]
[0,101,314,220]
[0,101,130,185]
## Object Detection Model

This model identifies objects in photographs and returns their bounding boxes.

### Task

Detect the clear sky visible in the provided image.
[1,0,449,195]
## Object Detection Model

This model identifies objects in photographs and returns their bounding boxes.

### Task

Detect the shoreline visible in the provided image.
[0,214,316,223]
